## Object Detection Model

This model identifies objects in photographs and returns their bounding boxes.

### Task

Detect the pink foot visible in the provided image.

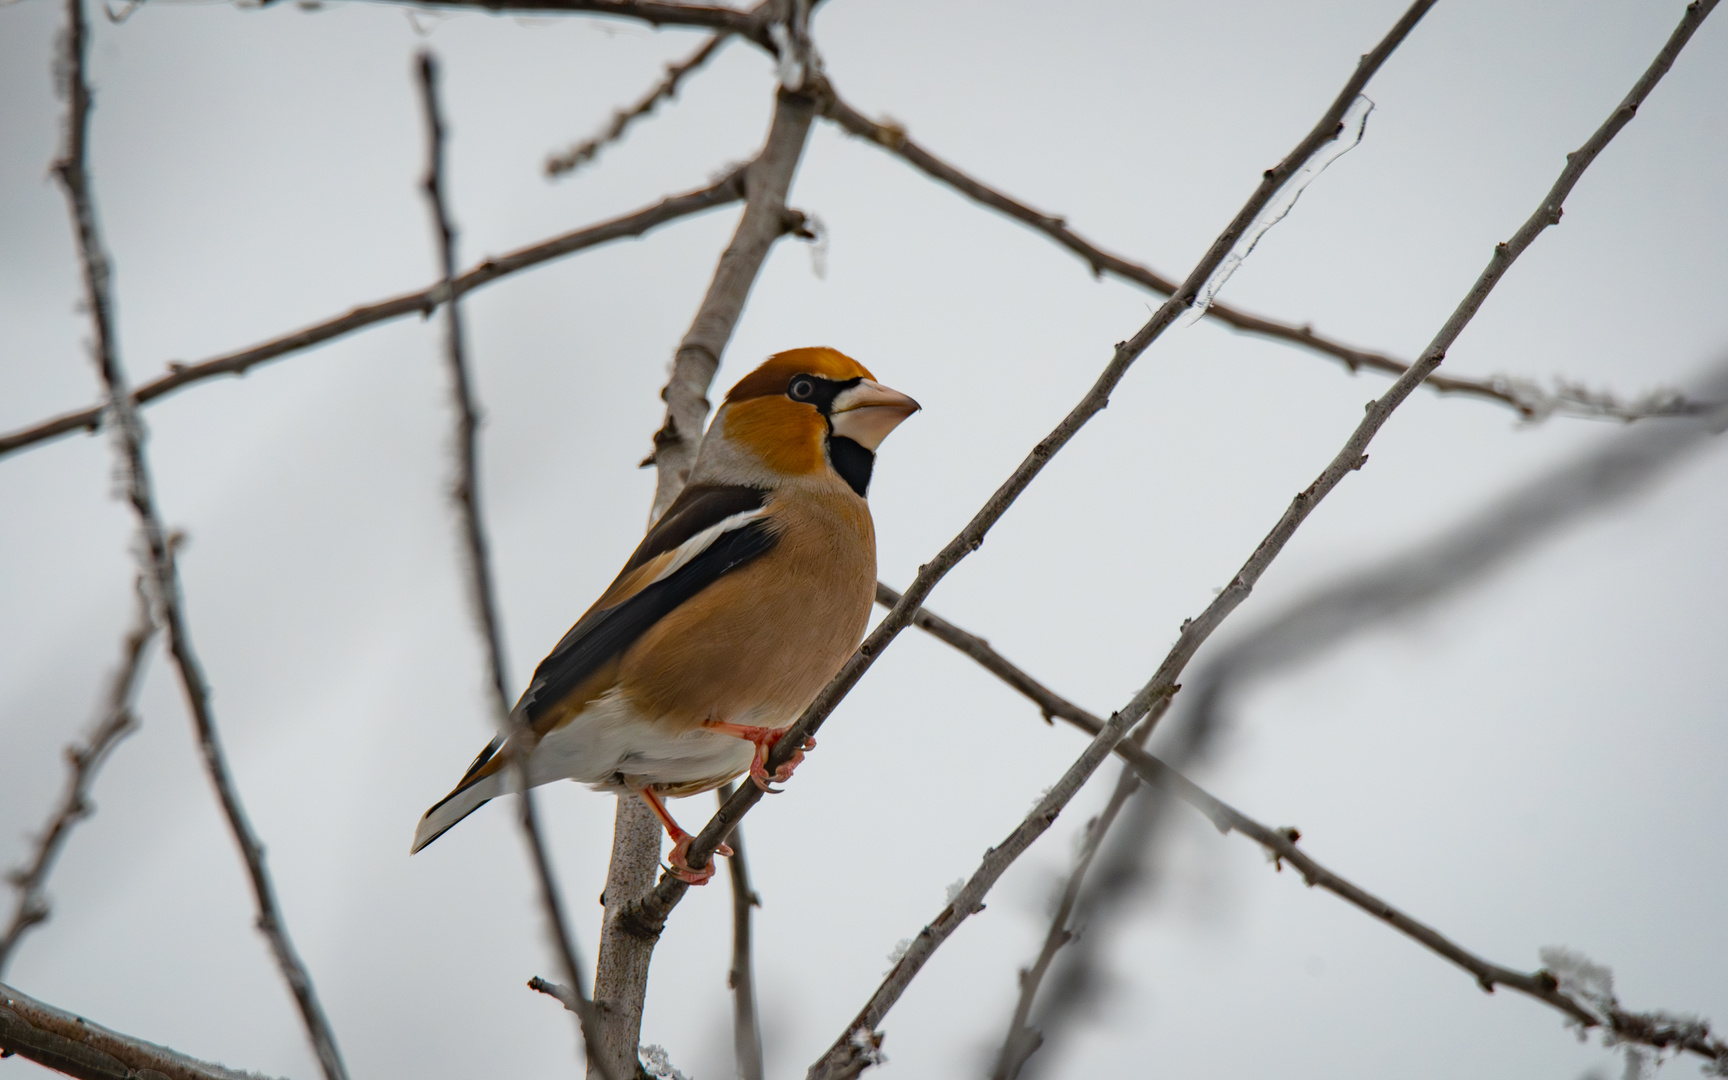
[638,788,731,886]
[704,721,816,793]
[666,833,734,886]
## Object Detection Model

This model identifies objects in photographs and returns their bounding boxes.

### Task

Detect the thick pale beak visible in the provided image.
[829,379,920,450]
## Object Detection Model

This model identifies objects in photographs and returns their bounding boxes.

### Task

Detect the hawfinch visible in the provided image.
[411,347,919,883]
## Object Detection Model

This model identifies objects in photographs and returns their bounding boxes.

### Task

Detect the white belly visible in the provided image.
[524,691,766,794]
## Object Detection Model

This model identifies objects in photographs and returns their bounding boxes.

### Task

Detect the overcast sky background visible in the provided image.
[2,1,1725,1078]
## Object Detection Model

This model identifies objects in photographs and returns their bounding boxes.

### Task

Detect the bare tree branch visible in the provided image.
[0,173,746,461]
[879,569,1728,1072]
[628,0,1443,948]
[818,86,1699,425]
[1116,738,1728,1069]
[988,756,1140,1080]
[547,33,730,178]
[588,68,818,1079]
[719,782,766,1080]
[365,0,776,49]
[0,581,155,977]
[0,980,285,1080]
[996,350,1728,1074]
[791,1,1720,1070]
[52,2,348,1076]
[415,51,615,1080]
[643,87,818,518]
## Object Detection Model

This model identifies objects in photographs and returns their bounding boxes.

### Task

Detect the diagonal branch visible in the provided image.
[547,32,730,178]
[0,980,285,1080]
[52,1,349,1076]
[0,581,155,977]
[879,580,1728,1073]
[629,0,1442,943]
[818,87,1697,425]
[0,172,746,461]
[415,52,615,1080]
[988,753,1141,1080]
[792,1,1719,1070]
[590,71,818,1080]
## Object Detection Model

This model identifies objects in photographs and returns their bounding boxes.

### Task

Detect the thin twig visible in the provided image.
[818,86,1699,425]
[989,759,1140,1080]
[882,580,1728,1072]
[52,2,348,1076]
[415,51,615,1080]
[547,33,730,178]
[719,781,766,1080]
[0,980,285,1080]
[996,349,1728,1074]
[588,72,818,1080]
[0,172,746,461]
[796,1,1720,1070]
[0,581,155,977]
[630,0,1441,948]
[369,0,776,49]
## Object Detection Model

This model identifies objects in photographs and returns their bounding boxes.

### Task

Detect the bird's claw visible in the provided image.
[666,835,734,885]
[749,734,815,793]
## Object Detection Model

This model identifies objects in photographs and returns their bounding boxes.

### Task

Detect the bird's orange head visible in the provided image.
[712,347,919,495]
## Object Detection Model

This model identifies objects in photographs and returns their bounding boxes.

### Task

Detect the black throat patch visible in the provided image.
[826,435,874,497]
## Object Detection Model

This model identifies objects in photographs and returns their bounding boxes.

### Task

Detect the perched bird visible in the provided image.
[411,347,919,883]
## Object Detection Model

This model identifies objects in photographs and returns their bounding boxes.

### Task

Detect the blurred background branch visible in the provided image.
[0,582,153,977]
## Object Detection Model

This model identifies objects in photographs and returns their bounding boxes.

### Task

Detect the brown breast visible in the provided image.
[614,484,876,732]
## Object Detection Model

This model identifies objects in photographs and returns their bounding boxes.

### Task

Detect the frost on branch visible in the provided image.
[1539,947,1728,1078]
[639,1043,691,1080]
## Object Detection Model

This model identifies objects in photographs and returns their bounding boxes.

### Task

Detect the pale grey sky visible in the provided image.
[2,2,1725,1079]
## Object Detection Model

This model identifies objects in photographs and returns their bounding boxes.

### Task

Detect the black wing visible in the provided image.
[514,484,776,728]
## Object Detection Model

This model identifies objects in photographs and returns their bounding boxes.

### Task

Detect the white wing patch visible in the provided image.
[648,506,770,586]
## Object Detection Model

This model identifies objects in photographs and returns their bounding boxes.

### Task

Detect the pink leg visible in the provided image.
[702,720,817,793]
[637,788,732,886]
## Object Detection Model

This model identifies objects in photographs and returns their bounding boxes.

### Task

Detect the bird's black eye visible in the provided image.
[788,376,816,402]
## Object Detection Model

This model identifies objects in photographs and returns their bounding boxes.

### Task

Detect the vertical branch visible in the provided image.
[52,1,349,1076]
[591,64,817,1079]
[719,782,766,1080]
[414,52,615,1080]
[642,86,817,519]
[0,581,155,977]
